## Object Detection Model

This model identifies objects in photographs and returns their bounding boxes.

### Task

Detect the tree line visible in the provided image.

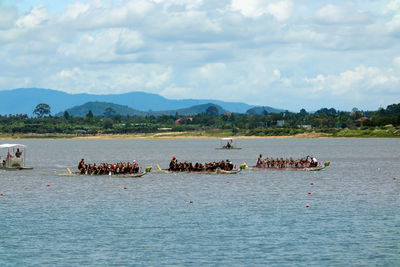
[0,103,399,136]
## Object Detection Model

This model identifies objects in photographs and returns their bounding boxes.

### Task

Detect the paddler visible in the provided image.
[257,154,262,167]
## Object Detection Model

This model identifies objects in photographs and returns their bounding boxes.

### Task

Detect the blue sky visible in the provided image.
[0,0,399,111]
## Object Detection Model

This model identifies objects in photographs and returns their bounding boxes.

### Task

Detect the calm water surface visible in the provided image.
[0,138,399,266]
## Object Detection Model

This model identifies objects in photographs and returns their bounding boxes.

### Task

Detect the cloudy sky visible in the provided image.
[1,0,400,111]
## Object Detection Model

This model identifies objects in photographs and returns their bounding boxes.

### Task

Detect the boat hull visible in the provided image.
[60,170,147,178]
[155,169,241,174]
[0,166,34,170]
[250,166,326,171]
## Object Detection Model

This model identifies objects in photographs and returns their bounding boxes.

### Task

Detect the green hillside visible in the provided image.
[60,102,147,117]
[152,103,227,116]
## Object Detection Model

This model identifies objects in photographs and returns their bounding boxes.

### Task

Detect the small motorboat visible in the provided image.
[0,144,33,170]
[216,138,242,150]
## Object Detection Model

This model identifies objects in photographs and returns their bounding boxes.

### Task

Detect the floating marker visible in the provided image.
[0,193,4,196]
[227,181,230,183]
[189,201,193,204]
[394,177,397,180]
[124,187,127,189]
[310,182,314,185]
[306,204,310,208]
[47,184,50,187]
[308,192,311,195]
[152,179,155,181]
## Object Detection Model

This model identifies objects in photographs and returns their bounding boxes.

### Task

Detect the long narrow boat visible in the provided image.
[154,165,241,174]
[60,168,147,178]
[249,165,327,171]
[241,161,329,171]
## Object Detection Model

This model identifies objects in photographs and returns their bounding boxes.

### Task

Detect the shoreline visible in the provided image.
[0,131,397,140]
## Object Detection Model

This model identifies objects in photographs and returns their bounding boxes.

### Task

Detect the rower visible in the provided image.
[311,156,318,167]
[257,154,262,167]
[78,159,85,171]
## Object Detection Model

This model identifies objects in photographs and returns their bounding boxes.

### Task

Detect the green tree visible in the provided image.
[206,106,219,116]
[33,103,51,118]
[104,107,116,117]
[86,110,94,118]
[63,111,70,120]
[103,118,114,129]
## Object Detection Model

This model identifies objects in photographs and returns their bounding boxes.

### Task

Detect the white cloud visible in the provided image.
[314,4,369,24]
[231,0,293,21]
[116,29,145,54]
[387,0,400,11]
[0,0,399,111]
[0,5,17,29]
[305,65,400,98]
[16,5,50,28]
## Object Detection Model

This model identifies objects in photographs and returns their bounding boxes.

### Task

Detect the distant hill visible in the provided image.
[0,88,259,115]
[58,102,147,117]
[59,102,227,117]
[246,106,285,115]
[152,103,228,116]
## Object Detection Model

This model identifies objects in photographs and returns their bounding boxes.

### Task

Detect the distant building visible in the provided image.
[175,117,193,125]
[298,124,312,130]
[277,120,285,127]
[354,117,368,127]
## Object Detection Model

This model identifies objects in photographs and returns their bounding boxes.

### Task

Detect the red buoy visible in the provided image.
[394,177,397,180]
[124,187,127,189]
[308,192,311,195]
[306,204,310,208]
[189,201,193,204]
[47,184,50,187]
[227,181,230,183]
[0,193,3,196]
[310,182,314,185]
[152,179,155,181]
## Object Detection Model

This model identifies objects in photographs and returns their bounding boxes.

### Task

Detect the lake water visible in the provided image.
[0,138,399,266]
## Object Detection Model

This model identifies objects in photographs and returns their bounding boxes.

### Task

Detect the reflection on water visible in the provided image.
[0,138,399,266]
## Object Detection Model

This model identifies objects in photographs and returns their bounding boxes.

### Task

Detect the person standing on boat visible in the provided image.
[312,156,318,167]
[257,154,262,167]
[15,148,22,158]
[78,159,85,171]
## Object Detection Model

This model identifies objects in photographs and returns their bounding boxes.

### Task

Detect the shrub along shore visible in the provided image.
[1,103,399,138]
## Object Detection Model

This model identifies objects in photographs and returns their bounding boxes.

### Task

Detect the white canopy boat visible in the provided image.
[0,144,34,170]
[216,138,242,150]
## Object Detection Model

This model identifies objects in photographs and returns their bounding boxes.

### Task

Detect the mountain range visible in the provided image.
[59,102,228,117]
[0,88,284,116]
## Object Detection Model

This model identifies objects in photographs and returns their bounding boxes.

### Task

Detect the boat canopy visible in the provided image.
[221,138,235,141]
[0,144,27,149]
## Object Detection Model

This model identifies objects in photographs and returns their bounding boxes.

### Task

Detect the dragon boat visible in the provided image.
[154,164,241,174]
[241,161,330,172]
[60,167,151,178]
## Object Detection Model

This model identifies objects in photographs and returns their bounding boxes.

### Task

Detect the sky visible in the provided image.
[0,0,400,111]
